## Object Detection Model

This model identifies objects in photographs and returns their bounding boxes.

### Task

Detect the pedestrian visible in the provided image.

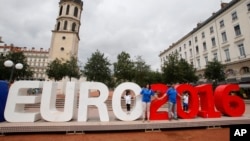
[182,91,189,112]
[140,84,157,122]
[160,83,181,121]
[124,90,132,114]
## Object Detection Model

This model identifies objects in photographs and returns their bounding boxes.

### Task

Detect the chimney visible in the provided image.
[221,2,228,9]
[0,36,3,43]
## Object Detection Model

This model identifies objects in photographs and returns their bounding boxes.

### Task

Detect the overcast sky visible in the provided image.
[0,0,231,71]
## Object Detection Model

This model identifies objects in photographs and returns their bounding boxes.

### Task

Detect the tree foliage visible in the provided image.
[46,57,81,81]
[46,58,65,81]
[82,50,112,86]
[133,56,151,86]
[161,52,198,84]
[0,52,33,82]
[64,56,81,81]
[204,59,225,82]
[113,51,135,84]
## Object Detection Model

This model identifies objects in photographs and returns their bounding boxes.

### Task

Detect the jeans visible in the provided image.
[168,101,177,119]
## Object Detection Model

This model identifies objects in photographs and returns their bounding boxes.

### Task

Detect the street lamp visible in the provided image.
[4,60,23,83]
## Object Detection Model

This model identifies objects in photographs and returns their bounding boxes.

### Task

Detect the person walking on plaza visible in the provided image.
[140,84,156,122]
[160,83,181,121]
[124,90,132,114]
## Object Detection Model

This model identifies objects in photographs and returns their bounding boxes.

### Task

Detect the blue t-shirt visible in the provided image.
[166,87,178,104]
[140,88,154,103]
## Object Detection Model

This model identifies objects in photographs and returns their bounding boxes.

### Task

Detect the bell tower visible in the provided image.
[49,0,83,61]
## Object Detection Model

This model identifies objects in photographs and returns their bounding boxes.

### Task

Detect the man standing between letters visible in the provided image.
[166,83,180,121]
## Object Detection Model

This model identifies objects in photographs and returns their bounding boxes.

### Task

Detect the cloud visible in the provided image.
[0,0,232,71]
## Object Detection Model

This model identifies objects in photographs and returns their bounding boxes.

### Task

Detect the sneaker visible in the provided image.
[174,118,178,120]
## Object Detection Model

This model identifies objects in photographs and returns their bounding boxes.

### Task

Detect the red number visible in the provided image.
[150,84,168,120]
[176,84,199,119]
[195,84,221,118]
[214,84,245,117]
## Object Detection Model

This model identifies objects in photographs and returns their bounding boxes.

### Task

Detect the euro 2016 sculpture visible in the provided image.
[0,81,245,122]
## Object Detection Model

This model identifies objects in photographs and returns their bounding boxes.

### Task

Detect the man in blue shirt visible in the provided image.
[166,83,180,121]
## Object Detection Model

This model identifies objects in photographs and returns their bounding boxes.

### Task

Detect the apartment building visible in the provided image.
[0,44,49,80]
[159,0,250,84]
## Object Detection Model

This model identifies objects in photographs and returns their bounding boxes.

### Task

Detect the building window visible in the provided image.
[189,49,192,57]
[179,47,181,52]
[201,32,205,38]
[204,56,208,65]
[197,58,201,68]
[184,44,186,49]
[238,44,246,57]
[195,46,199,54]
[211,37,216,47]
[213,52,218,60]
[234,25,241,36]
[62,36,66,40]
[189,40,192,46]
[190,61,193,66]
[224,49,230,62]
[66,5,70,15]
[221,32,227,43]
[60,47,64,51]
[231,11,238,21]
[74,7,78,17]
[63,21,68,30]
[57,22,61,31]
[72,23,76,32]
[247,3,250,11]
[242,67,250,74]
[203,42,207,51]
[220,20,224,28]
[195,36,198,43]
[184,52,187,59]
[59,6,63,16]
[210,26,214,34]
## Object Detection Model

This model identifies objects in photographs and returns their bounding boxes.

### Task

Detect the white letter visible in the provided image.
[234,129,241,136]
[112,82,142,121]
[77,82,109,122]
[241,129,247,136]
[4,81,42,122]
[41,81,77,122]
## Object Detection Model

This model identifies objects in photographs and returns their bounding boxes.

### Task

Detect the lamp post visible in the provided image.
[4,60,23,83]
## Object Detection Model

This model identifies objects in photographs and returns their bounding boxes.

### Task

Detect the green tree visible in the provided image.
[0,52,33,82]
[147,70,163,84]
[133,56,151,86]
[178,58,198,83]
[113,51,135,84]
[161,53,180,84]
[64,56,81,81]
[204,58,225,85]
[82,50,112,86]
[46,58,65,81]
[161,52,198,84]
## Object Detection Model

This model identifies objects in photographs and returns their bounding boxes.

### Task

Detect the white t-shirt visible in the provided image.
[183,95,188,104]
[124,95,131,104]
